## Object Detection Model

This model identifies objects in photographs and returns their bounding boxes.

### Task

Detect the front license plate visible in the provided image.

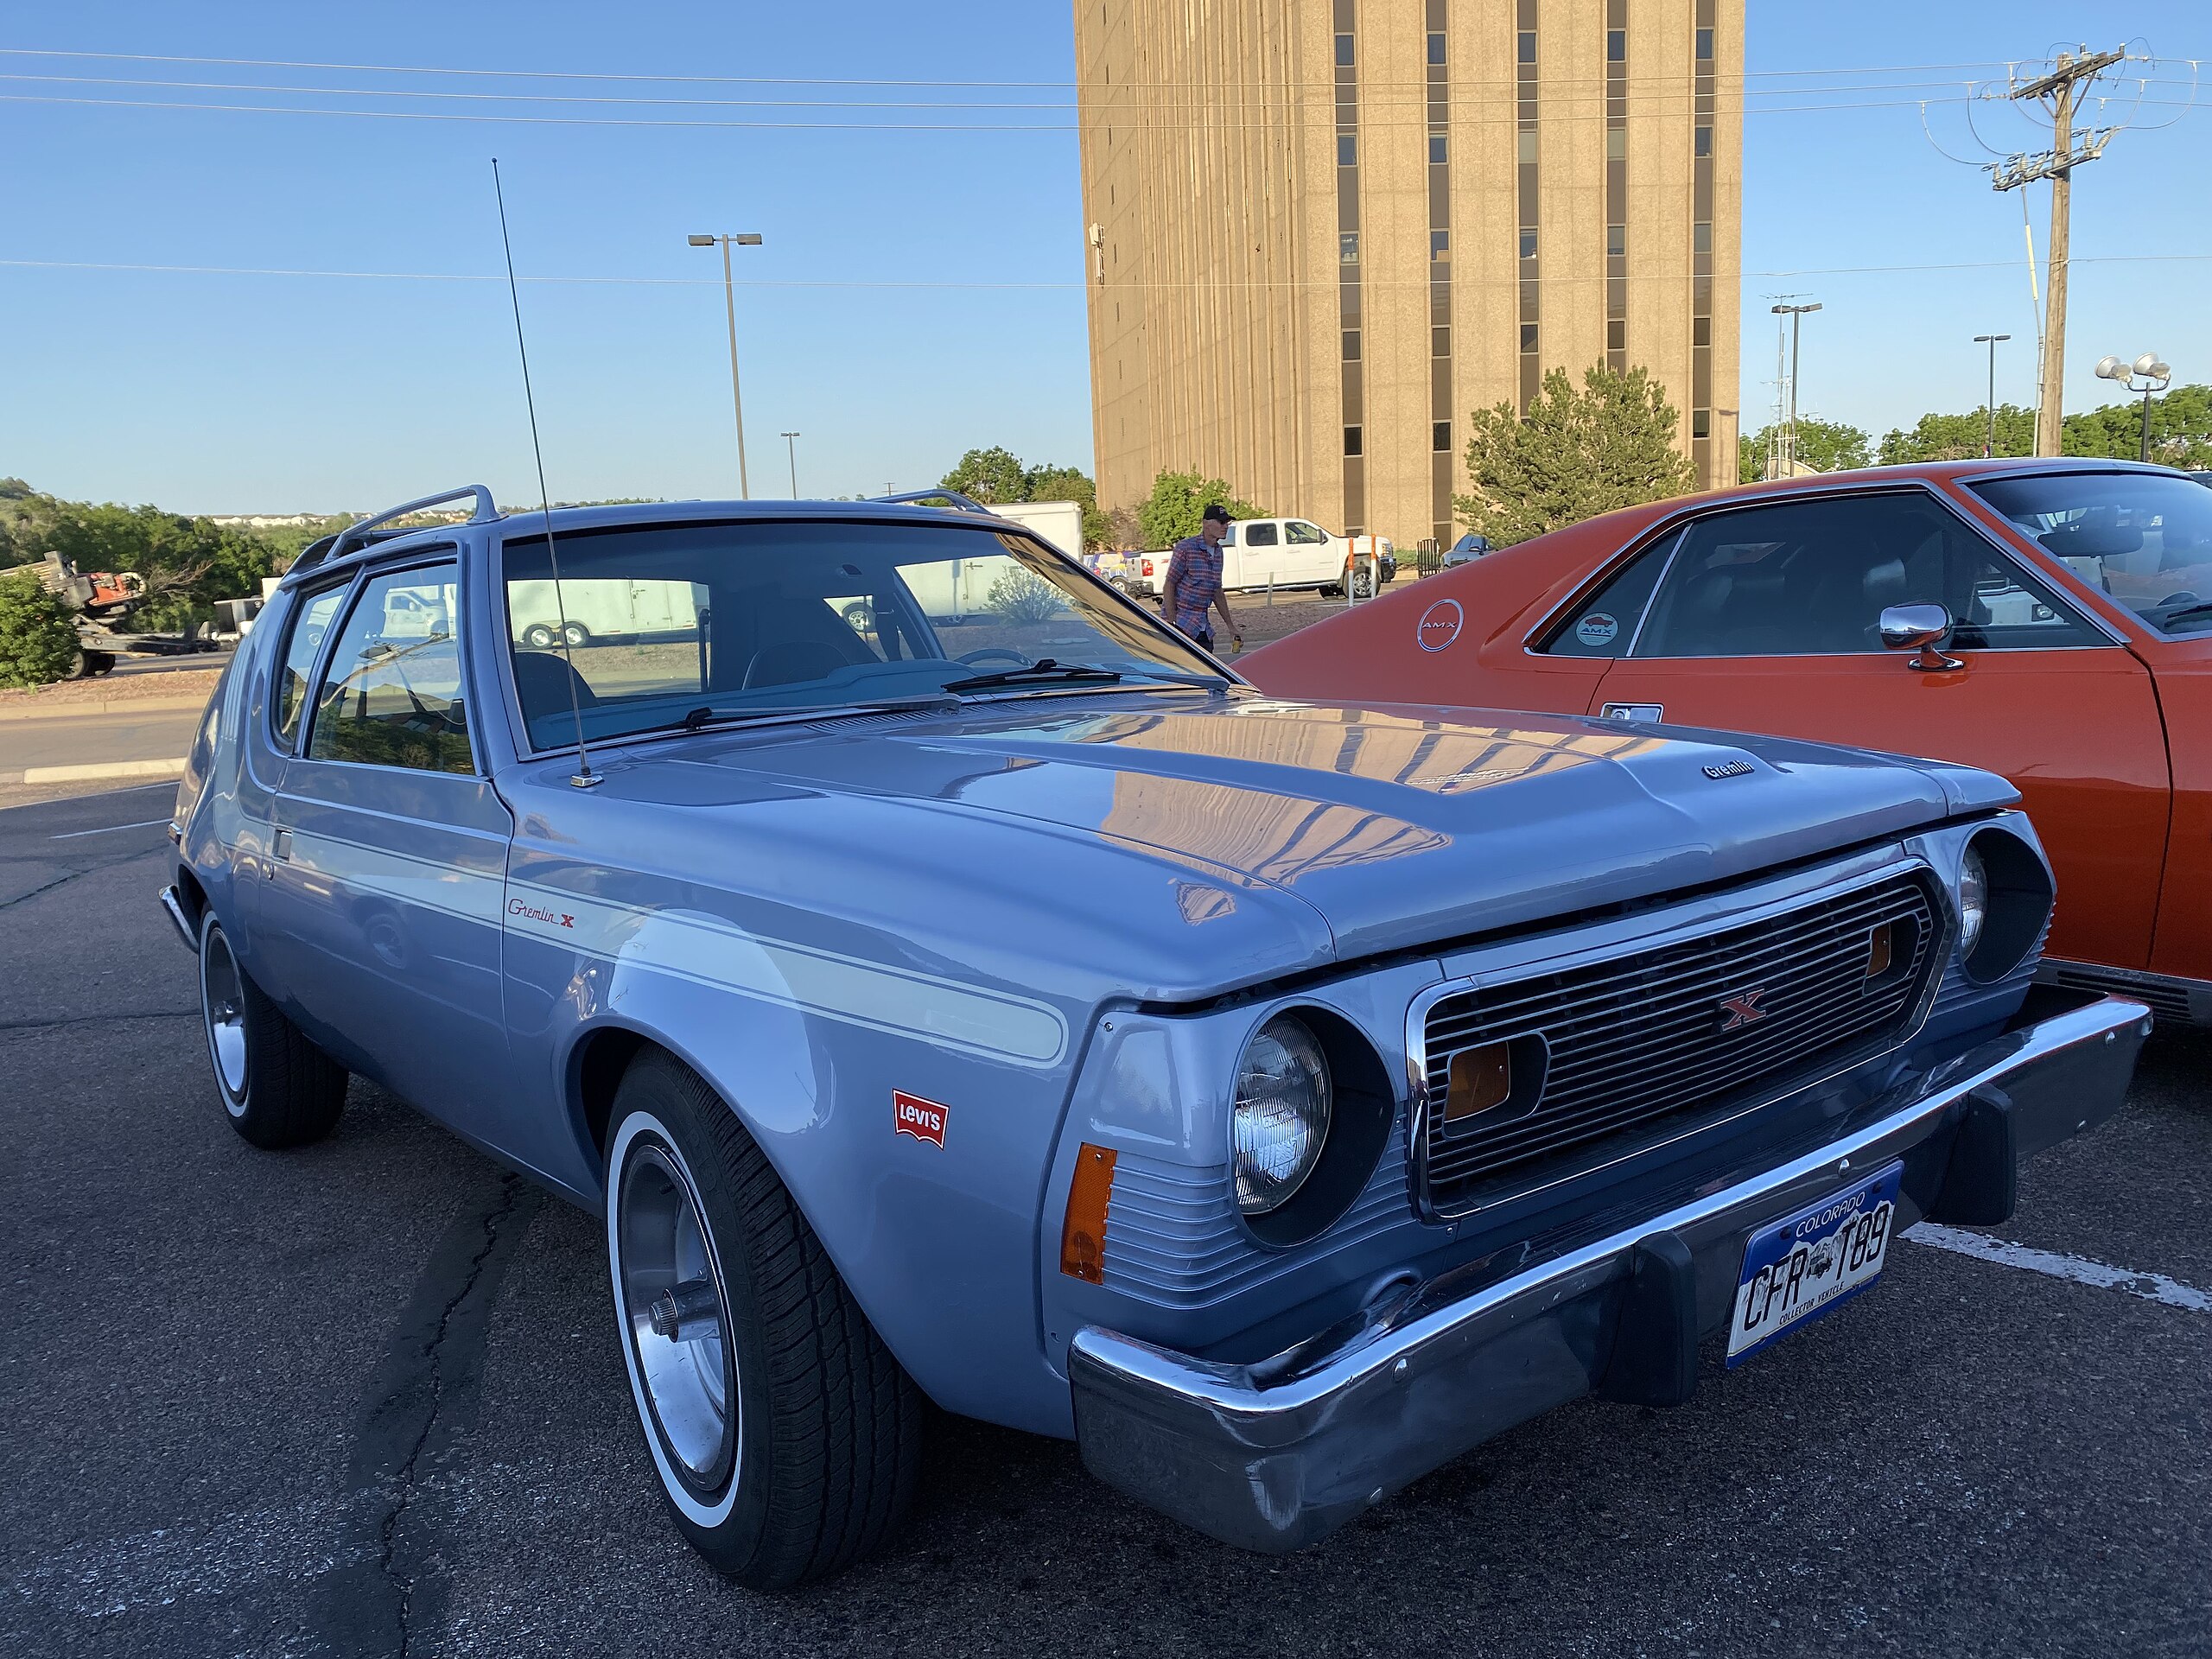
[1726,1161,1903,1367]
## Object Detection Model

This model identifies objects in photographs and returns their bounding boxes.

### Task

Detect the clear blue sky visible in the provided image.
[1,3,2204,513]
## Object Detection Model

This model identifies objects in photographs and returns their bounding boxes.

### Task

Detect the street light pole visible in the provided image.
[781,432,802,497]
[1770,302,1821,473]
[2095,352,2172,464]
[688,232,764,498]
[1974,334,2012,458]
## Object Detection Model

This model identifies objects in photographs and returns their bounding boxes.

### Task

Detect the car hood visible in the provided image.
[575,692,2005,973]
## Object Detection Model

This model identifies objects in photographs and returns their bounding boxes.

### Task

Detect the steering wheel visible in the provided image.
[955,647,1029,666]
[2157,590,2199,608]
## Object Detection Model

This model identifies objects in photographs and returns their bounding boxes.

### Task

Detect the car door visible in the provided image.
[257,554,520,1135]
[1232,518,1282,590]
[1284,519,1336,587]
[1586,487,2170,970]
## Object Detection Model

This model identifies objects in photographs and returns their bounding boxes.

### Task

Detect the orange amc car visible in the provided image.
[1249,459,2212,1024]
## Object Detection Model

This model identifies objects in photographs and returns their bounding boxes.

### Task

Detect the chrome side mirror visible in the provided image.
[1878,603,1962,671]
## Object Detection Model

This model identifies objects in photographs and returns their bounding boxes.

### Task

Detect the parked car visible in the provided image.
[162,483,2145,1587]
[1442,531,1492,568]
[1248,458,2212,1024]
[1219,515,1389,597]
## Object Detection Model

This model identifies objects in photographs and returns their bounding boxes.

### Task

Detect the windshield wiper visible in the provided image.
[645,692,960,737]
[941,658,1123,695]
[2150,600,2212,627]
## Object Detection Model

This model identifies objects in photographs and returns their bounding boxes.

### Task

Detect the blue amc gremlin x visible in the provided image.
[161,486,2147,1588]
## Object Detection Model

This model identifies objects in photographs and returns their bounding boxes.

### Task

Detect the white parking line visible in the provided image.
[1905,1223,2212,1314]
[48,817,172,840]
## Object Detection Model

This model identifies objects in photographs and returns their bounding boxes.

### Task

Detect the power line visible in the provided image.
[6,252,2207,291]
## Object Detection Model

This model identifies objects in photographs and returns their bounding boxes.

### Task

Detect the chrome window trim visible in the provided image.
[1400,847,1955,1223]
[1620,527,1687,657]
[1519,477,2128,661]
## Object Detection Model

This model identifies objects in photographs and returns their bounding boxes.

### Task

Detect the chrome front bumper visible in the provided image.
[1068,988,2150,1554]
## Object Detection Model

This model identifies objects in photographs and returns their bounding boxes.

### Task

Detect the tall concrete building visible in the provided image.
[1075,0,1742,549]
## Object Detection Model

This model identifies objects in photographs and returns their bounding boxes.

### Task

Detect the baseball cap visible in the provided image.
[1201,502,1231,525]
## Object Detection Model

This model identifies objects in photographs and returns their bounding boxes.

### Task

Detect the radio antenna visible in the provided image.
[492,157,601,789]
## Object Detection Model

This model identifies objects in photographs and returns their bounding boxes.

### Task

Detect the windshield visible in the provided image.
[1968,472,2212,638]
[499,518,1224,750]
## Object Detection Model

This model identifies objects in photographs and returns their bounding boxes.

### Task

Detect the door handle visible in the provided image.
[1601,702,1665,723]
[265,828,293,876]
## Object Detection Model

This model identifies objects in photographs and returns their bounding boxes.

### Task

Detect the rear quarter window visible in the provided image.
[1537,532,1676,657]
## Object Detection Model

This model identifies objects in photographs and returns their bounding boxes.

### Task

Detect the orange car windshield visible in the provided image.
[1970,472,2212,639]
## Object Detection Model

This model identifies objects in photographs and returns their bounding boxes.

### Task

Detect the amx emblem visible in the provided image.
[1718,989,1770,1032]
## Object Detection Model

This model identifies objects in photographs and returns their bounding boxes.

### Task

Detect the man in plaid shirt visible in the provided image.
[1160,503,1243,653]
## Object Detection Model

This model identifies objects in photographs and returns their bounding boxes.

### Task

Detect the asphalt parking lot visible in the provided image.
[3,785,2208,1658]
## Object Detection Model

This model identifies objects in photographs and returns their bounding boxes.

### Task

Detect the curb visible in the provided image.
[0,694,214,723]
[10,757,189,785]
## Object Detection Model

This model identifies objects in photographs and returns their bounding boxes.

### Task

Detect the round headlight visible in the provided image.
[1232,1014,1332,1216]
[1957,844,1988,958]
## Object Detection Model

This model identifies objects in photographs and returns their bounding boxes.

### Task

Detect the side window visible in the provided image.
[1245,521,1281,547]
[274,584,350,747]
[1287,520,1328,545]
[305,563,475,775]
[1540,534,1675,657]
[1633,493,2099,658]
[1221,524,1239,546]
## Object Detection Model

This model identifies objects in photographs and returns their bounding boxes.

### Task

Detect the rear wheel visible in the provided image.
[522,623,556,649]
[198,913,348,1148]
[606,1052,922,1588]
[563,620,592,648]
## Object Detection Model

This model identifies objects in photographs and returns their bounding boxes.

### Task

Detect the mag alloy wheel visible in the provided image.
[200,923,251,1114]
[610,1116,739,1512]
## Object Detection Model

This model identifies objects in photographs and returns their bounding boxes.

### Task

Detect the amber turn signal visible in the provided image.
[1059,1142,1117,1283]
[1445,1042,1512,1122]
[1866,921,1894,981]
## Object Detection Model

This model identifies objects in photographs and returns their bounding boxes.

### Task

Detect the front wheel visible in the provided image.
[1350,566,1376,600]
[606,1052,922,1588]
[198,912,348,1147]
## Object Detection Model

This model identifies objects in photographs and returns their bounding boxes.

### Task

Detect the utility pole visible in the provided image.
[1974,334,2011,457]
[1995,48,2125,456]
[781,431,802,497]
[1770,302,1821,474]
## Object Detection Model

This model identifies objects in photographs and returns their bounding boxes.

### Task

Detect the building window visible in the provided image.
[1607,29,1625,61]
[1520,323,1538,353]
[1694,221,1712,253]
[1516,130,1537,164]
[1692,409,1712,439]
[1606,126,1626,161]
[1428,133,1447,164]
[1339,232,1359,264]
[1344,426,1363,456]
[1432,326,1450,357]
[1427,31,1446,64]
[1338,133,1357,167]
[1606,223,1624,257]
[1696,28,1713,59]
[1336,33,1355,66]
[1695,124,1713,157]
[1433,422,1452,453]
[1520,228,1538,260]
[1694,315,1712,346]
[1430,230,1450,261]
[1343,328,1361,360]
[1518,30,1536,63]
[1608,319,1626,352]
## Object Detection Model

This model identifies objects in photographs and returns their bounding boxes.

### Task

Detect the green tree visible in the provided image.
[1135,469,1267,549]
[983,568,1067,626]
[1453,362,1694,547]
[1878,404,2037,465]
[0,569,82,687]
[1738,415,1872,480]
[940,446,1029,505]
[1020,462,1114,551]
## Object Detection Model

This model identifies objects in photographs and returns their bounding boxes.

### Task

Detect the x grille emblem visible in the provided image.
[1718,988,1769,1032]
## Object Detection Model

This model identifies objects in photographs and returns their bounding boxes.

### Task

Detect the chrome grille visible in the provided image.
[1417,871,1942,1214]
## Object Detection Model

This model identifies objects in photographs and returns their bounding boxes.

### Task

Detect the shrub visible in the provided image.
[0,570,82,687]
[983,569,1065,626]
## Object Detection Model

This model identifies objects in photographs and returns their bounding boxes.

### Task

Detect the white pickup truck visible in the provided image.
[1160,518,1394,600]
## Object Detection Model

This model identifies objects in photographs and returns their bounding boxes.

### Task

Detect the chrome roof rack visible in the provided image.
[873,488,993,515]
[296,484,502,573]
